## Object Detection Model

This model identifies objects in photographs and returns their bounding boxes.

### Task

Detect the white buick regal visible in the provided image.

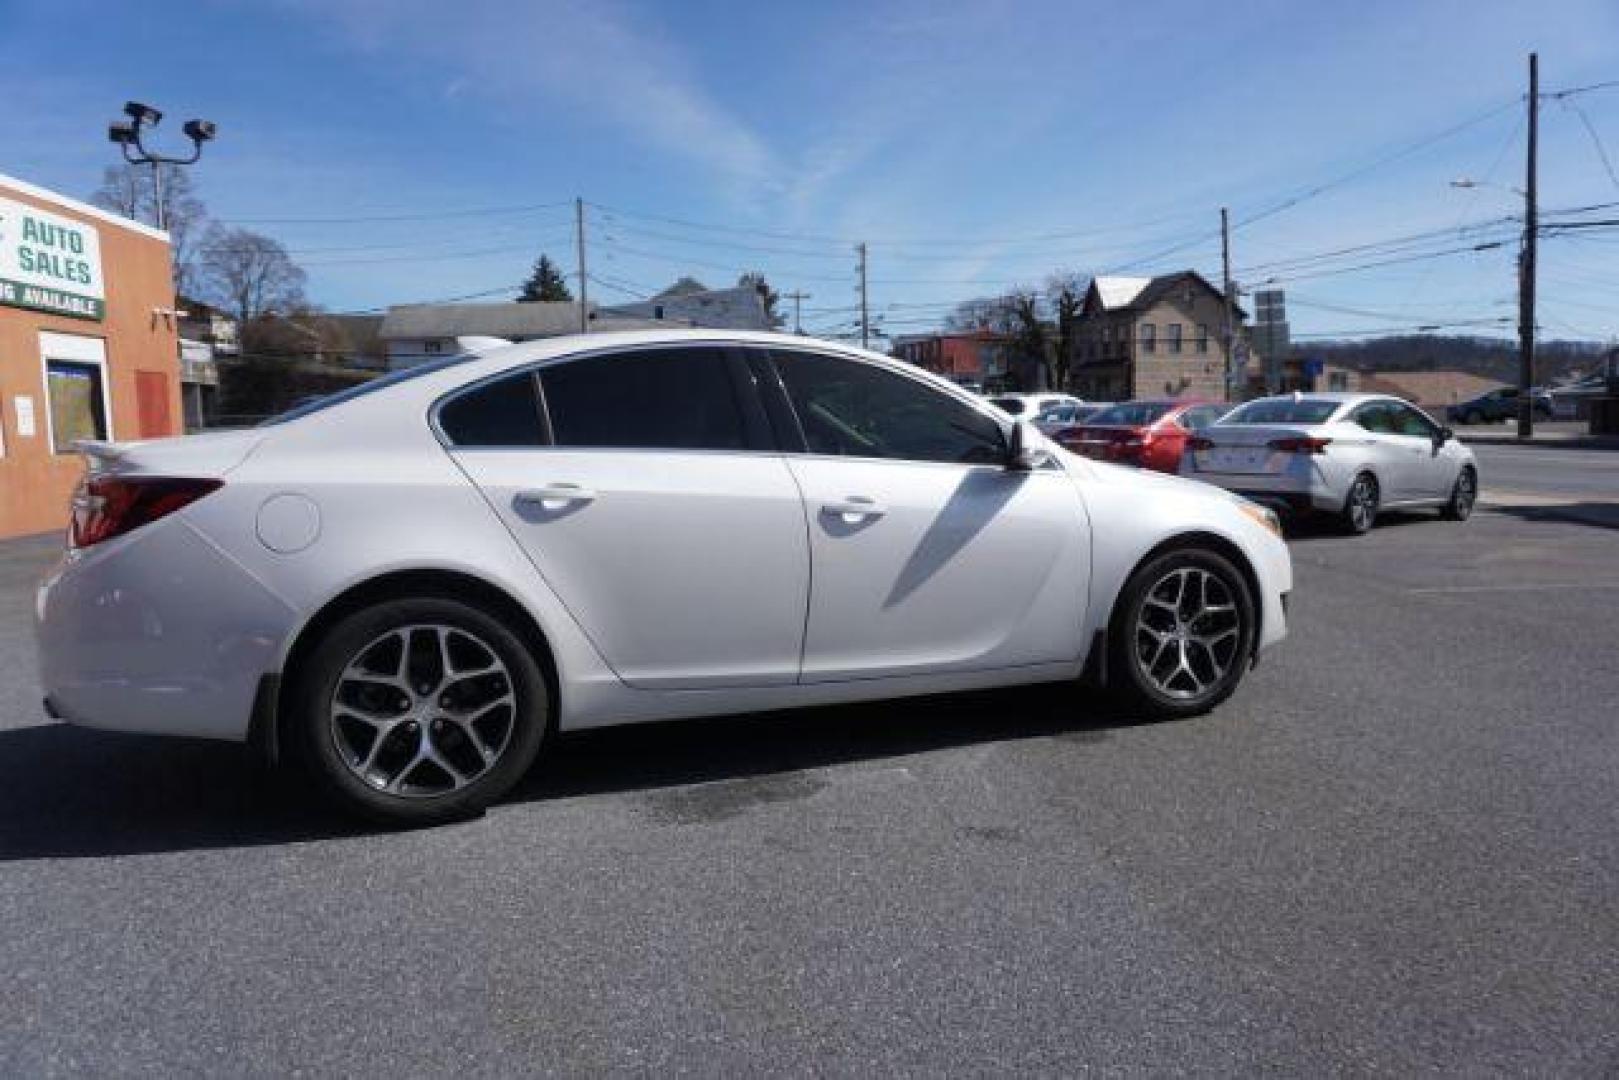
[36,331,1291,824]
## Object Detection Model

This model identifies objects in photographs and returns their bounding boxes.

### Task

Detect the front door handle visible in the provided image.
[515,483,598,507]
[822,496,886,521]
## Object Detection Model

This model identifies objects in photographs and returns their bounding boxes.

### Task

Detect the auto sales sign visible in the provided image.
[0,195,105,320]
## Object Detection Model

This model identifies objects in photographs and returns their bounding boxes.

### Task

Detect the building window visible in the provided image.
[46,361,109,454]
[1140,324,1156,353]
[1328,371,1349,391]
[1167,324,1183,354]
[1196,324,1209,353]
[423,340,444,355]
[654,305,665,320]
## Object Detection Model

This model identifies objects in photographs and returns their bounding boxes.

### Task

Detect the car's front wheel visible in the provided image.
[291,595,549,825]
[1342,473,1379,534]
[1443,466,1477,521]
[1109,548,1257,719]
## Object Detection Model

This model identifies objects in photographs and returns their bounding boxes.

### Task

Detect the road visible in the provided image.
[2,500,1617,1074]
[1473,441,1619,501]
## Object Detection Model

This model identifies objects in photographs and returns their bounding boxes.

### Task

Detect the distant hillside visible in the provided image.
[1298,335,1610,384]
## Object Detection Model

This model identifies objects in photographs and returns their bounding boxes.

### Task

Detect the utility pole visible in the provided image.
[856,243,870,349]
[782,290,811,334]
[1518,52,1539,439]
[1220,206,1238,401]
[575,197,589,334]
[150,162,167,232]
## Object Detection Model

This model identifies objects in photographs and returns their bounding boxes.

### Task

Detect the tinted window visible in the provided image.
[1392,404,1438,438]
[1353,403,1395,434]
[541,347,746,450]
[439,371,546,446]
[1222,399,1341,425]
[775,351,1005,465]
[1087,402,1174,427]
[1179,405,1226,430]
[988,396,1027,415]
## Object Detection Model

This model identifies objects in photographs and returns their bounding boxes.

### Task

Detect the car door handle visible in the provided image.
[515,484,598,506]
[822,496,886,521]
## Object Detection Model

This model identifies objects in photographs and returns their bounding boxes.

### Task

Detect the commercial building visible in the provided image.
[379,282,773,370]
[1,173,181,539]
[891,330,1014,387]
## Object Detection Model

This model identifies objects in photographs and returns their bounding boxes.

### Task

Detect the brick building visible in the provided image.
[1,173,181,539]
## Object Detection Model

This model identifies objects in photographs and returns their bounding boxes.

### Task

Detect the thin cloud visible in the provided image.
[278,0,780,198]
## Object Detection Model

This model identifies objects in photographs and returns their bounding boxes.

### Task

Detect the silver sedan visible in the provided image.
[1180,393,1478,533]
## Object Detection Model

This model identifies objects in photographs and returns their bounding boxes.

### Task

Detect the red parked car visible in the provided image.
[1054,399,1230,473]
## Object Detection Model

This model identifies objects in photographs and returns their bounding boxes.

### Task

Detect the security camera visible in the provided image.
[183,119,217,143]
[123,101,162,126]
[108,120,137,144]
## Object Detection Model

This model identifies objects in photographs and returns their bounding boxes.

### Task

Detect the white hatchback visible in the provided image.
[37,331,1292,824]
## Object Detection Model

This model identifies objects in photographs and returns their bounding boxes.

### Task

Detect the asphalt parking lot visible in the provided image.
[2,450,1616,1075]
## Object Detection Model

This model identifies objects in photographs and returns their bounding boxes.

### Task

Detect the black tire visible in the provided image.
[1108,547,1257,720]
[1443,466,1477,521]
[290,594,549,825]
[1342,472,1379,535]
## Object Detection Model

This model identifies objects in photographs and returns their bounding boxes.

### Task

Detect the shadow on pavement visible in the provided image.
[1280,508,1437,542]
[0,684,1147,862]
[1486,501,1619,531]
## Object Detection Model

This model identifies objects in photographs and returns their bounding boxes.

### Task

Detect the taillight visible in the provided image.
[1268,436,1332,455]
[69,476,223,549]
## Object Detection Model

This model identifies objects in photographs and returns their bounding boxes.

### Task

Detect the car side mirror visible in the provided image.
[1006,420,1052,470]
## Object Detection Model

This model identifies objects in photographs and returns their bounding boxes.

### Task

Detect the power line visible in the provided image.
[222,200,573,226]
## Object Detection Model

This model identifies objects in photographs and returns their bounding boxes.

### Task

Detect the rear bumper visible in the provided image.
[1184,462,1343,513]
[35,519,300,742]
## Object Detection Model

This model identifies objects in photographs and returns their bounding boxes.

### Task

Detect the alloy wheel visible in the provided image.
[328,624,516,797]
[1349,477,1377,532]
[1132,567,1244,701]
[1454,470,1476,518]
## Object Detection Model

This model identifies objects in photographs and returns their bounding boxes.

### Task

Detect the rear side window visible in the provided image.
[1222,399,1341,425]
[1352,403,1395,434]
[438,370,546,446]
[541,347,747,450]
[774,350,1005,465]
[1179,405,1226,430]
[1088,402,1173,426]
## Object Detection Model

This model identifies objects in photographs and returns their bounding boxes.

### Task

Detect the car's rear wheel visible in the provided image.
[1342,473,1379,535]
[291,595,548,825]
[1109,548,1256,719]
[1443,466,1477,521]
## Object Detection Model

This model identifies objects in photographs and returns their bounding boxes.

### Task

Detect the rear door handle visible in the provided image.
[515,483,598,507]
[822,496,886,521]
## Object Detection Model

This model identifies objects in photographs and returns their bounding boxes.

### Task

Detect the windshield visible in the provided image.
[1221,398,1341,425]
[259,354,476,426]
[1085,402,1174,427]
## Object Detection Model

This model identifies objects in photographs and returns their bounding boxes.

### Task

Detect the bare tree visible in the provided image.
[1046,271,1086,393]
[198,224,308,352]
[90,164,209,297]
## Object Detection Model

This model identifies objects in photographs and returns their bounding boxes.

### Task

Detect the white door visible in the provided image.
[766,348,1091,682]
[1389,402,1457,499]
[444,347,809,690]
[1349,401,1421,502]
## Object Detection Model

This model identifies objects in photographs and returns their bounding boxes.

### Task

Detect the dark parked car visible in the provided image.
[1447,387,1553,425]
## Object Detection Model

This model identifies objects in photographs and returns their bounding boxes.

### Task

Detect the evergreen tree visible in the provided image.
[519,254,573,302]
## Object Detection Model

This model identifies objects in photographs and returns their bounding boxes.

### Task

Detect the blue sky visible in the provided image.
[5,0,1619,343]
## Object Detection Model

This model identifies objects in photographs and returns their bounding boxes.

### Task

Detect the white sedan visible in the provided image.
[1181,392,1478,533]
[37,331,1291,824]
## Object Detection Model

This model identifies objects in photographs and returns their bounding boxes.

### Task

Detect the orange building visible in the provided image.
[1,172,181,540]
